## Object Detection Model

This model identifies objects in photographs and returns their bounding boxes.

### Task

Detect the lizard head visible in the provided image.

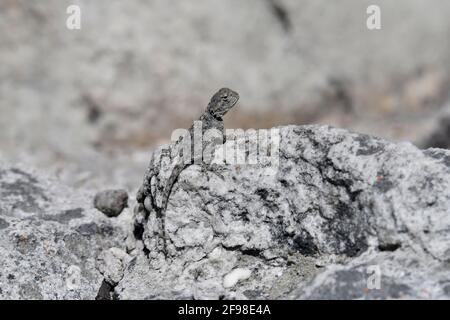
[207,88,239,119]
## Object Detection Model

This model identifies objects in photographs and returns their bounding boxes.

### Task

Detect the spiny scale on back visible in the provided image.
[136,88,239,254]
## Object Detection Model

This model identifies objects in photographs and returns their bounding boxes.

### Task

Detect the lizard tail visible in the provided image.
[161,162,189,212]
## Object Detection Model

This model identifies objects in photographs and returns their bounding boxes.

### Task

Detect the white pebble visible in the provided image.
[223,268,252,288]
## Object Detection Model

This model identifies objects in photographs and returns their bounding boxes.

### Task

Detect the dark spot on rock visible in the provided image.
[60,208,84,220]
[143,246,150,258]
[7,274,15,280]
[76,222,98,236]
[321,163,361,201]
[95,279,117,300]
[255,188,280,211]
[342,237,368,257]
[0,168,49,212]
[0,218,9,230]
[133,221,145,240]
[319,196,369,257]
[330,212,369,257]
[378,242,401,252]
[222,244,262,258]
[76,222,114,236]
[41,208,84,223]
[255,188,269,200]
[243,289,264,299]
[293,230,319,256]
[336,201,353,218]
[279,179,289,188]
[238,209,250,222]
[241,248,262,257]
[190,268,205,280]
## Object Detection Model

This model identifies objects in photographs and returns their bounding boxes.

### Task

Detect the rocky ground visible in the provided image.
[1,125,449,299]
[0,162,131,299]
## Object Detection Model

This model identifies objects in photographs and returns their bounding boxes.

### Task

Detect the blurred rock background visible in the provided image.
[1,0,449,190]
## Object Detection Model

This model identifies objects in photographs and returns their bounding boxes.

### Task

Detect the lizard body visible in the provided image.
[136,88,239,254]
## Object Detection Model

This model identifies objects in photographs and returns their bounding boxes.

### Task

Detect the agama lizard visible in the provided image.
[136,88,239,254]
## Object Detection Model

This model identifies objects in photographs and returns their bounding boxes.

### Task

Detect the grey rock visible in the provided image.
[2,124,450,299]
[116,125,450,299]
[97,247,132,285]
[0,163,129,299]
[94,189,129,217]
[290,248,448,299]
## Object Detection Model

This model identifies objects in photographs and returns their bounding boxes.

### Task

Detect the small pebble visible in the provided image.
[94,189,128,217]
[223,268,252,288]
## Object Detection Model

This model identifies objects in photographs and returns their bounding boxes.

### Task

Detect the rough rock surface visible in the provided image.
[97,247,132,286]
[0,162,130,299]
[1,125,449,299]
[116,125,450,299]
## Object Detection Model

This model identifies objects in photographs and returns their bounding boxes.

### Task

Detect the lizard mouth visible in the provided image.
[229,96,239,108]
[223,95,239,114]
